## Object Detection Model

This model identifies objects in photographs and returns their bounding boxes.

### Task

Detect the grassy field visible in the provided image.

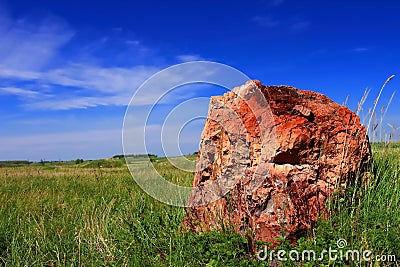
[0,145,399,266]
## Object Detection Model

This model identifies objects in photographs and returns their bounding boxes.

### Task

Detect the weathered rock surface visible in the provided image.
[183,80,371,246]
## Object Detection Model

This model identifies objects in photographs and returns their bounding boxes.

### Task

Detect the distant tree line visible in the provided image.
[113,154,158,159]
[0,160,30,167]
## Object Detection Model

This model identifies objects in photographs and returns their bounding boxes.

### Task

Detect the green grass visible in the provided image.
[279,143,400,266]
[0,148,399,266]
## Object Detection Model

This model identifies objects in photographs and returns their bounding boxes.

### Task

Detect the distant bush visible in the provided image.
[82,158,125,168]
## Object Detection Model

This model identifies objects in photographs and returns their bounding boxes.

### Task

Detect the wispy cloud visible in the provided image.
[0,129,123,160]
[253,15,310,32]
[44,64,159,95]
[1,57,247,110]
[0,63,161,109]
[125,40,141,45]
[0,9,74,72]
[176,54,205,62]
[1,63,239,110]
[0,87,41,98]
[252,16,280,28]
[352,47,369,52]
[0,7,212,111]
[0,10,178,110]
[0,5,223,161]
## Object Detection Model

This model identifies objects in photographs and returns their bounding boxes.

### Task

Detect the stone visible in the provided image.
[183,80,371,247]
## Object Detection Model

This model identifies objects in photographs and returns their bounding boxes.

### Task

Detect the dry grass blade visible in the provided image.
[366,75,395,136]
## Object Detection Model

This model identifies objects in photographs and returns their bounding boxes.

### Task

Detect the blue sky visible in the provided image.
[1,0,399,161]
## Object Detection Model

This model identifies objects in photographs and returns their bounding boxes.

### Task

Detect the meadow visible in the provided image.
[0,144,399,266]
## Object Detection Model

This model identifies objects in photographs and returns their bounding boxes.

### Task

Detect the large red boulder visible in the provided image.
[183,80,371,246]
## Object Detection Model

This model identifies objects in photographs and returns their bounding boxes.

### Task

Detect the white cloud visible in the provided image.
[0,129,123,161]
[0,87,42,98]
[0,9,74,72]
[45,64,159,94]
[0,68,41,80]
[25,96,117,110]
[177,54,205,62]
[0,8,163,110]
[0,6,218,160]
[1,60,249,110]
[0,64,162,109]
[0,105,136,160]
[0,9,215,110]
[352,47,369,52]
[125,40,141,45]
